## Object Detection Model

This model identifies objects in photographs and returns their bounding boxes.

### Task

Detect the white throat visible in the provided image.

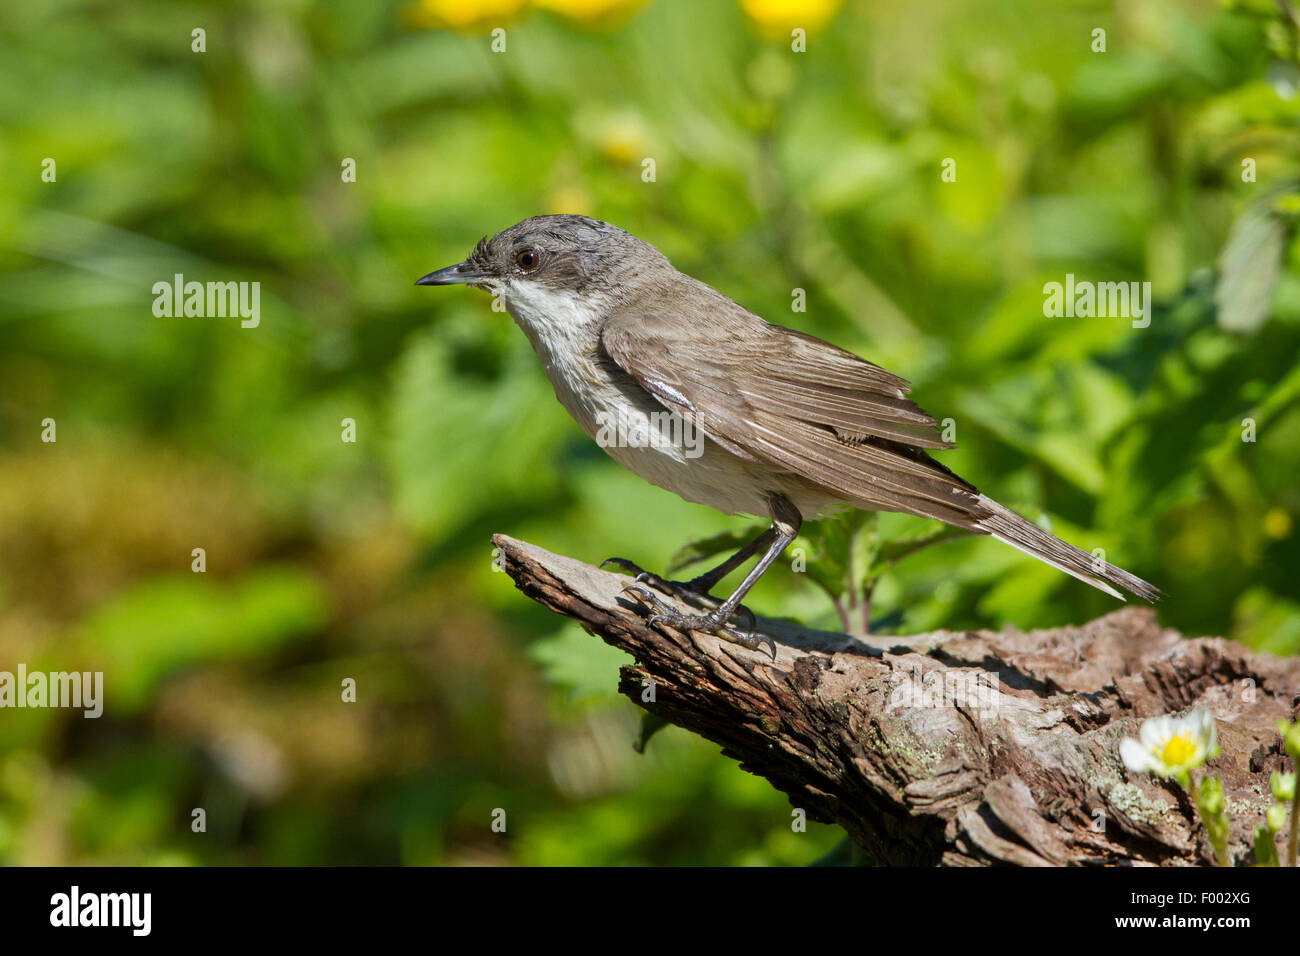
[503,281,609,378]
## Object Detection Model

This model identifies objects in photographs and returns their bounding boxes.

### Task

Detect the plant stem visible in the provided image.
[1189,775,1228,867]
[1278,0,1300,35]
[1289,757,1299,867]
[831,595,852,636]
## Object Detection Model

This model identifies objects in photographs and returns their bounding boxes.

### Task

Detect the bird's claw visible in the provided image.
[603,557,719,609]
[634,569,672,590]
[619,582,659,604]
[620,583,770,656]
[601,556,647,576]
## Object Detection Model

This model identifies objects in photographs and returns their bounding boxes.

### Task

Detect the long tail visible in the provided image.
[974,496,1162,603]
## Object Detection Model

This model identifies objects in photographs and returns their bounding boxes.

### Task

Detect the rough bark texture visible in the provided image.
[494,533,1300,866]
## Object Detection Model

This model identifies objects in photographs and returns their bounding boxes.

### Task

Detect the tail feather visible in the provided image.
[975,496,1162,603]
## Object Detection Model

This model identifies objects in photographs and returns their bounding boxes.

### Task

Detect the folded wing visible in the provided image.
[599,295,984,527]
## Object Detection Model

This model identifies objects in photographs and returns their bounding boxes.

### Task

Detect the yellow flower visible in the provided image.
[544,184,595,216]
[405,0,528,31]
[739,0,842,37]
[536,0,647,23]
[1120,708,1219,782]
[597,112,650,165]
[1263,507,1292,540]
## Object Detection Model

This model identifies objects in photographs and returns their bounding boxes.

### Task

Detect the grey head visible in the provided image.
[416,214,671,306]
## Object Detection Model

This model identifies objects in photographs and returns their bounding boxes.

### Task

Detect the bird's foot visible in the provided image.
[619,583,772,656]
[599,557,721,611]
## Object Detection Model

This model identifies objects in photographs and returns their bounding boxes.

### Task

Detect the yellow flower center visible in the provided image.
[1159,734,1196,767]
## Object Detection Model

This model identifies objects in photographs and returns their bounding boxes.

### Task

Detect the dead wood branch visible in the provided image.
[494,533,1299,866]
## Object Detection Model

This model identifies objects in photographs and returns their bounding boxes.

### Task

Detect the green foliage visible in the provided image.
[528,623,632,703]
[1215,182,1298,333]
[75,568,329,712]
[666,525,766,576]
[0,0,1298,865]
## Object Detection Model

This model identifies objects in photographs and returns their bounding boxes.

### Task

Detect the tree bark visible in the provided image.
[493,534,1299,866]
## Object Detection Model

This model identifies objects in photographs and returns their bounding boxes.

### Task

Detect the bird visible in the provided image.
[417,215,1160,650]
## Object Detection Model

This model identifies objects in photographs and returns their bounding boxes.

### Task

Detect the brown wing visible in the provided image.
[599,288,986,528]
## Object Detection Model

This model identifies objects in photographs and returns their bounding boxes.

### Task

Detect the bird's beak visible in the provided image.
[415,261,486,286]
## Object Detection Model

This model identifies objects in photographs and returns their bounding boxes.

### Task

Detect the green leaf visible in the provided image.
[385,324,570,537]
[794,510,875,604]
[1254,825,1280,866]
[633,712,670,755]
[665,525,765,576]
[71,568,329,712]
[1216,182,1299,333]
[871,524,975,578]
[528,623,630,703]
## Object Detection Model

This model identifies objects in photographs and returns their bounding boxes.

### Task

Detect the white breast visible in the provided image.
[504,282,830,519]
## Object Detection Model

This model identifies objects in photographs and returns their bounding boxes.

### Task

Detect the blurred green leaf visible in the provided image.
[1216,182,1299,332]
[73,568,329,712]
[665,524,765,576]
[528,623,631,703]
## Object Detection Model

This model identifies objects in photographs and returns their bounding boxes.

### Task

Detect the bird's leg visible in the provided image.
[601,526,777,608]
[683,526,778,594]
[621,495,801,653]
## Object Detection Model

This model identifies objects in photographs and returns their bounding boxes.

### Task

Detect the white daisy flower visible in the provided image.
[1120,707,1219,781]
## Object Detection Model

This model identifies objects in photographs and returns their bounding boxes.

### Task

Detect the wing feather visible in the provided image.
[599,292,978,523]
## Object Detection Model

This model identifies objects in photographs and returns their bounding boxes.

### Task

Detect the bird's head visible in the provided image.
[416,214,669,319]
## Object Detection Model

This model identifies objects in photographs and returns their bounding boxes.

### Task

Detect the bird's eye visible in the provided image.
[515,249,540,271]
